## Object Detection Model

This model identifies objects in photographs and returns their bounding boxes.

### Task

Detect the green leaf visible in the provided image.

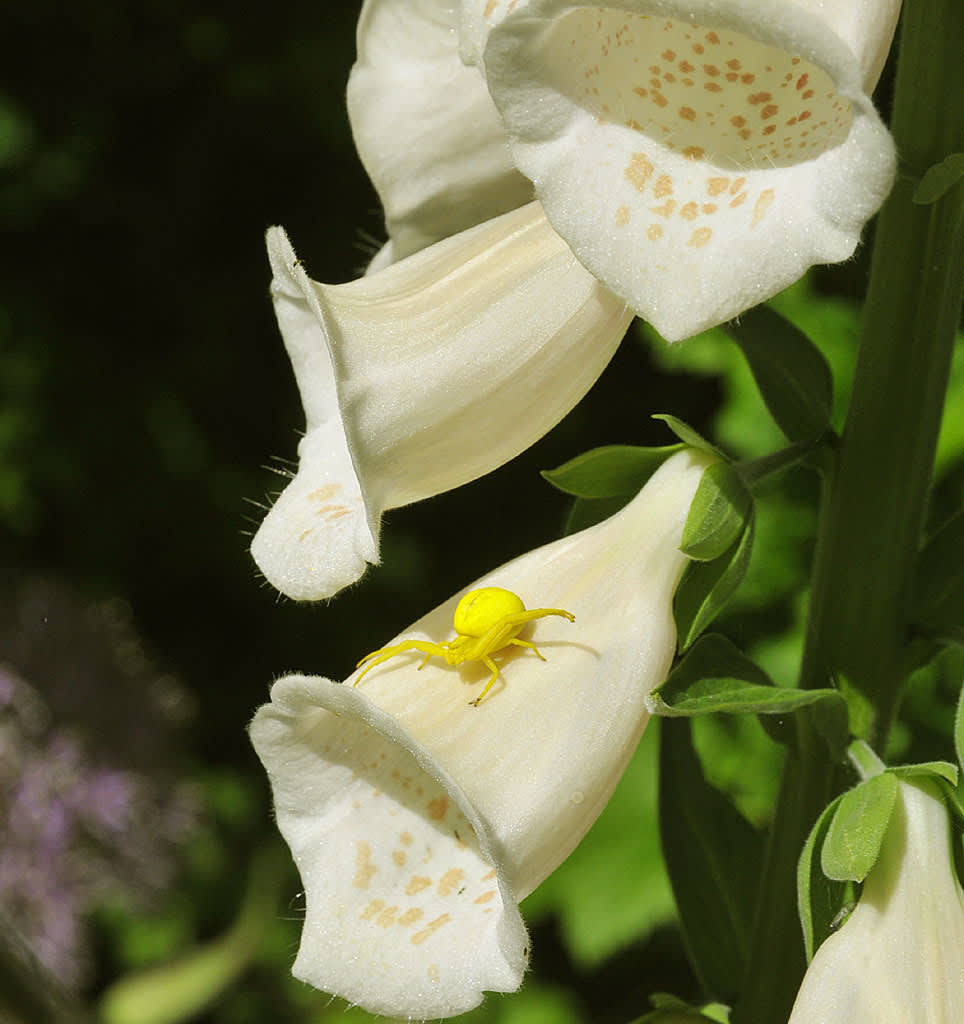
[652,414,721,455]
[724,305,833,442]
[820,773,899,882]
[911,512,964,643]
[674,515,755,650]
[797,794,847,961]
[652,634,846,725]
[659,719,763,1002]
[541,444,683,498]
[99,846,284,1024]
[680,462,753,561]
[913,152,964,204]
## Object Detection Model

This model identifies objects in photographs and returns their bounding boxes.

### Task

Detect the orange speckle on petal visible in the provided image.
[688,227,713,248]
[652,92,668,107]
[679,105,696,121]
[625,152,654,191]
[682,145,705,159]
[411,913,452,946]
[354,841,377,889]
[705,81,722,92]
[398,908,424,927]
[748,91,773,106]
[730,114,746,127]
[361,899,385,921]
[707,177,729,196]
[729,191,748,208]
[654,174,673,197]
[680,201,699,220]
[405,876,432,895]
[438,868,465,897]
[702,203,718,214]
[614,204,630,226]
[651,199,676,217]
[761,104,779,119]
[646,223,664,240]
[427,796,449,821]
[751,188,776,226]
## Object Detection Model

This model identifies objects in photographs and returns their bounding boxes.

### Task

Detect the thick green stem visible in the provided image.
[736,3,964,1022]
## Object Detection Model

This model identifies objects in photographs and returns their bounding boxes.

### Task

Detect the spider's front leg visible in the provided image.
[354,639,447,685]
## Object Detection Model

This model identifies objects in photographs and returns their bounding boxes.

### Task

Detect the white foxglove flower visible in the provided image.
[789,779,964,1023]
[352,0,899,340]
[249,448,714,1018]
[251,202,632,600]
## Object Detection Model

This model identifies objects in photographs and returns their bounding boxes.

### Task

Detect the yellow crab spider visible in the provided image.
[354,586,575,706]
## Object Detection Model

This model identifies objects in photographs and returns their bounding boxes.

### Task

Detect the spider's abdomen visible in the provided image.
[453,587,526,638]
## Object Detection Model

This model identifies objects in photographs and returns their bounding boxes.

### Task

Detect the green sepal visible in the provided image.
[651,634,845,723]
[652,414,722,455]
[674,514,754,650]
[913,152,964,204]
[680,462,753,561]
[820,773,899,882]
[734,435,828,487]
[541,444,683,498]
[910,512,964,645]
[935,776,964,829]
[561,494,631,536]
[724,305,834,442]
[659,719,763,1003]
[797,794,847,961]
[889,760,959,787]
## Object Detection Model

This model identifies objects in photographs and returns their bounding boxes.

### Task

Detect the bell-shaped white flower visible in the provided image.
[789,778,964,1023]
[251,201,632,600]
[249,448,715,1018]
[350,0,898,340]
[347,0,534,263]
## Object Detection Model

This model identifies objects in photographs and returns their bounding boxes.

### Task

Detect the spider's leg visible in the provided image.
[506,637,546,661]
[354,639,443,685]
[468,656,502,707]
[497,607,576,629]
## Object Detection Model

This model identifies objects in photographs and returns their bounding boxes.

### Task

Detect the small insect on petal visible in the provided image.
[354,587,574,705]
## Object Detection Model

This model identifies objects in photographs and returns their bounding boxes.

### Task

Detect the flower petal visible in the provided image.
[252,203,633,600]
[790,780,964,1023]
[250,675,526,1017]
[348,0,533,261]
[250,448,715,1016]
[478,0,896,340]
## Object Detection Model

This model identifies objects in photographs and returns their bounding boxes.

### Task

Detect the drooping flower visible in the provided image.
[789,779,964,1023]
[352,0,899,341]
[249,447,714,1018]
[251,203,632,600]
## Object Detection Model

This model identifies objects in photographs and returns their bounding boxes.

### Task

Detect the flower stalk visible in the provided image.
[737,2,964,1020]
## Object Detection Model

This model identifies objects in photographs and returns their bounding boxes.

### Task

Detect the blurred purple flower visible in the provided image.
[0,578,200,991]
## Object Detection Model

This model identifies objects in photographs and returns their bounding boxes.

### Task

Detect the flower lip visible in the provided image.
[252,672,528,1019]
[475,0,896,340]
